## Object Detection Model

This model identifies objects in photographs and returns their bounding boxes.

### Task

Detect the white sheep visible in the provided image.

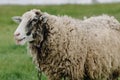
[13,9,120,80]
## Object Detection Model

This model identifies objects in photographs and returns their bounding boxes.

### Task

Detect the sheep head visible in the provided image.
[13,9,47,45]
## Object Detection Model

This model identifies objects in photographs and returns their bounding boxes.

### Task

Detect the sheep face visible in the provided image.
[13,10,41,45]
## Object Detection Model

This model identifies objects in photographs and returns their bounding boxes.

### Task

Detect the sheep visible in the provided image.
[13,9,120,80]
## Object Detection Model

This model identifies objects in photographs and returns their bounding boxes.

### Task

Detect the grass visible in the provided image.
[0,3,120,80]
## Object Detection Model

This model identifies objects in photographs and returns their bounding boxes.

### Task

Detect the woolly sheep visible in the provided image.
[13,9,120,80]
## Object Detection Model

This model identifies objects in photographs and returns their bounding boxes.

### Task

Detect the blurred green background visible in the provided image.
[0,3,120,80]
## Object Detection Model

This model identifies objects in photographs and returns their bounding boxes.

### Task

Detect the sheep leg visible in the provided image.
[107,70,120,80]
[47,75,61,80]
[48,77,61,80]
[63,77,66,80]
[37,69,42,80]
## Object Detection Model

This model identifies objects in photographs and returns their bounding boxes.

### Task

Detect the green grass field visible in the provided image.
[0,3,120,80]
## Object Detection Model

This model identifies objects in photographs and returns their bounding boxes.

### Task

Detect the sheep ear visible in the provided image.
[12,16,22,23]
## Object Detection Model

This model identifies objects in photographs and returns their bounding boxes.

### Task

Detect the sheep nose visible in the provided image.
[14,33,20,37]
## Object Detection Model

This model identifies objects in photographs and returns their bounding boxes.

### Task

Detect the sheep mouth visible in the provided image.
[15,37,26,42]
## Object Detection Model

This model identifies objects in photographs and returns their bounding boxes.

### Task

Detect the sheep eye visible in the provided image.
[26,20,33,28]
[32,18,38,22]
[32,19,37,22]
[26,18,38,28]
